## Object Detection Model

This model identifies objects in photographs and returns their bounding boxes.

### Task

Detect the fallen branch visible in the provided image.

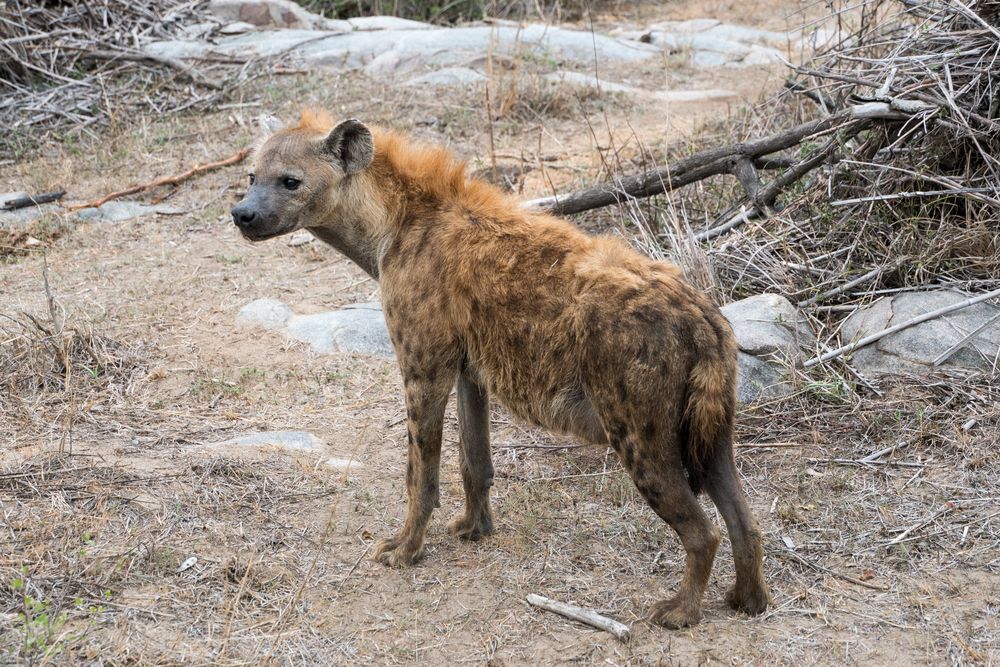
[2,190,65,210]
[67,148,252,212]
[804,287,1000,368]
[523,102,923,218]
[798,257,906,308]
[779,549,889,591]
[80,49,221,90]
[526,593,631,641]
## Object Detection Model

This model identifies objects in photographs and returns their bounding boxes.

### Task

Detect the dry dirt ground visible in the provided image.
[2,2,999,665]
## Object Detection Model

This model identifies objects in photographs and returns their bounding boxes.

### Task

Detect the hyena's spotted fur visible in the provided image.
[231,110,770,628]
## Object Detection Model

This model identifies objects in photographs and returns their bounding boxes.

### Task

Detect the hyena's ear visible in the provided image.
[324,119,374,175]
[258,114,285,136]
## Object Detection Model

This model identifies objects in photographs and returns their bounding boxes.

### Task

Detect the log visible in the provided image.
[526,593,631,641]
[523,101,933,219]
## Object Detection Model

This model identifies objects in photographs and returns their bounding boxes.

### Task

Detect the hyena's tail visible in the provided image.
[680,325,738,494]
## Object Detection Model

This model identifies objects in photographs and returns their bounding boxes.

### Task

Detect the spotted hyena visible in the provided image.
[230,110,770,627]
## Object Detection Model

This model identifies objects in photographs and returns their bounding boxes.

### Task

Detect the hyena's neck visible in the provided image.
[311,130,494,279]
[308,170,401,280]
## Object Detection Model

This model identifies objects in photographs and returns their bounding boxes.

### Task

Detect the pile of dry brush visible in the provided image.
[705,0,1000,304]
[0,0,230,157]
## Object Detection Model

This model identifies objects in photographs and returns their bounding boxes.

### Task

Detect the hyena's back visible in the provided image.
[444,211,737,466]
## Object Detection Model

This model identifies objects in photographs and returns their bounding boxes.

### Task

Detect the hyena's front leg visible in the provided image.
[447,369,494,540]
[373,365,454,567]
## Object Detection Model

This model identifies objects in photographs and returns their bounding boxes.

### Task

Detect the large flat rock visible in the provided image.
[237,298,394,357]
[145,23,657,74]
[840,290,1000,375]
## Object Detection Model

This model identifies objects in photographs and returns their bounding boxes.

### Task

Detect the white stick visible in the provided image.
[804,287,1000,368]
[526,594,631,641]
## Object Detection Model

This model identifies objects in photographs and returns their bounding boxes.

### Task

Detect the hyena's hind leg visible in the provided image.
[703,437,770,615]
[447,369,495,540]
[608,419,720,628]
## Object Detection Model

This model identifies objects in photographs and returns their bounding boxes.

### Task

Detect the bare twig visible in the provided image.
[67,147,251,211]
[526,594,631,640]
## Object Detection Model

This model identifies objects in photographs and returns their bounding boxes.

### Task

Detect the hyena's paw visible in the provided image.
[648,596,702,629]
[447,511,493,541]
[725,582,771,616]
[372,534,424,567]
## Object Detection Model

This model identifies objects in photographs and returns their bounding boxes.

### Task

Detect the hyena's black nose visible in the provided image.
[231,205,256,229]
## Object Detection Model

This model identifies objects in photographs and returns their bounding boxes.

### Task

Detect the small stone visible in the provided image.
[285,302,394,357]
[218,21,257,35]
[215,430,324,451]
[325,457,364,470]
[287,231,314,246]
[236,298,293,331]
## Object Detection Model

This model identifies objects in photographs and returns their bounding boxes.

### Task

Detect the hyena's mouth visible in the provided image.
[240,223,296,242]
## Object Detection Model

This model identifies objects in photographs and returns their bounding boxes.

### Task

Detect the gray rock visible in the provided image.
[0,202,61,229]
[703,24,790,46]
[675,18,722,32]
[145,23,658,75]
[839,290,1000,375]
[739,45,784,67]
[73,201,183,223]
[691,50,731,68]
[721,294,813,361]
[737,352,792,404]
[208,0,349,31]
[348,16,432,31]
[215,430,324,451]
[543,70,640,94]
[236,298,293,330]
[286,302,394,357]
[687,33,752,56]
[180,21,220,39]
[218,21,257,35]
[404,67,487,86]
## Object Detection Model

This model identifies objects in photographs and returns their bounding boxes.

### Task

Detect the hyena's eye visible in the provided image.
[282,177,301,191]
[248,173,255,186]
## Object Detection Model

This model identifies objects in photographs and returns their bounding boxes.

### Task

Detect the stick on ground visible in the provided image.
[67,147,252,212]
[526,593,631,641]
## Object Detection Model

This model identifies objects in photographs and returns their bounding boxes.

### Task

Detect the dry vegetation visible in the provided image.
[1,0,999,664]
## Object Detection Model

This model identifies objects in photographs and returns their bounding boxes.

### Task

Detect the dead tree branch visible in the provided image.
[523,103,925,220]
[67,148,252,212]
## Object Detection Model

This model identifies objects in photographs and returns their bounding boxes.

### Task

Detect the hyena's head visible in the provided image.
[231,113,374,241]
